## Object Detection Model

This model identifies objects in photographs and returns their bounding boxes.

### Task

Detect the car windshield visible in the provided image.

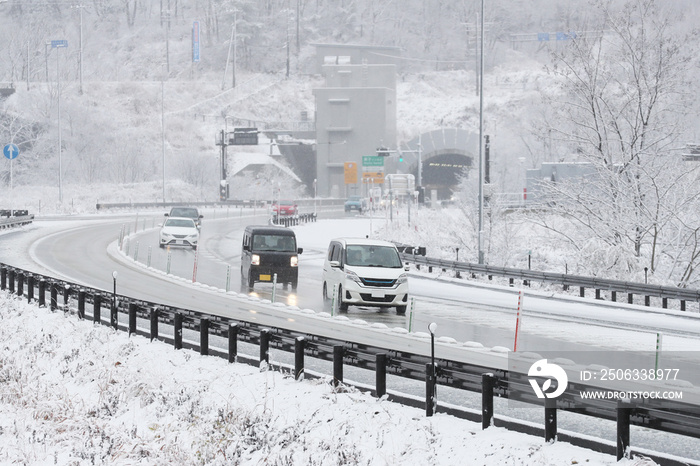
[252,234,296,252]
[165,218,196,228]
[277,201,294,206]
[347,196,361,201]
[170,208,198,218]
[345,245,401,268]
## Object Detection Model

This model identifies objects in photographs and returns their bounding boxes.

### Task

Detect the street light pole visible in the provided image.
[161,67,166,202]
[477,0,485,264]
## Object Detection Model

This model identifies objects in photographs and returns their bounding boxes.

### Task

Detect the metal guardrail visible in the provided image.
[1,262,699,464]
[399,251,700,310]
[95,198,346,210]
[0,214,34,229]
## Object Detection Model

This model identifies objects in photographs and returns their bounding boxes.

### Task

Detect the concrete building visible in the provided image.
[310,44,402,74]
[312,45,399,198]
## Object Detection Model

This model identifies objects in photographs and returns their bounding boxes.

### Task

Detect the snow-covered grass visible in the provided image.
[0,291,658,465]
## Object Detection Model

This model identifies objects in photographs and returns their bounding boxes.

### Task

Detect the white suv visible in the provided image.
[322,238,409,314]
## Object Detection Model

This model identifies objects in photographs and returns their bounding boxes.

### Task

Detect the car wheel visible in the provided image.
[323,283,329,302]
[291,280,298,291]
[247,271,255,289]
[159,243,164,249]
[396,305,407,315]
[337,286,348,311]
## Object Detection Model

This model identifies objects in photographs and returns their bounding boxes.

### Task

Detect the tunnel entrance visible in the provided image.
[412,152,472,200]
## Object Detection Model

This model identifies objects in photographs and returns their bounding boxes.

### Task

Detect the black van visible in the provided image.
[241,225,303,290]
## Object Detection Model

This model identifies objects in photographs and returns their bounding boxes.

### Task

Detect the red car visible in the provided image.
[272,200,298,217]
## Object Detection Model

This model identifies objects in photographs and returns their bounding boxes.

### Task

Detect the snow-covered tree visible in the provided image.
[533,0,700,284]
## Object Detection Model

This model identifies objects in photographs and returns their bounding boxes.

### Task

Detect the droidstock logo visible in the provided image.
[528,359,568,399]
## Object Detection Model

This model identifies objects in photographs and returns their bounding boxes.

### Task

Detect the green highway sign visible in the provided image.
[362,156,384,167]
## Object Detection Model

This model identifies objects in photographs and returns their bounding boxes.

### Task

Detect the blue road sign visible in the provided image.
[3,143,19,160]
[192,21,200,62]
[51,39,68,48]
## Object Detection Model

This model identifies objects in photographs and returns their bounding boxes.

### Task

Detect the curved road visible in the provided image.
[4,211,700,460]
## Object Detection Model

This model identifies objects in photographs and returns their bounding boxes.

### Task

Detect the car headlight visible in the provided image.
[290,255,298,267]
[396,273,408,285]
[345,269,363,284]
[252,254,260,265]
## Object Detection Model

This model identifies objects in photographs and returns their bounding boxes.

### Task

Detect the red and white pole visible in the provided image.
[513,290,524,352]
[192,245,200,282]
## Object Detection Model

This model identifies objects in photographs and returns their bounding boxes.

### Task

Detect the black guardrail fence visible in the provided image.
[1,262,699,464]
[272,212,317,227]
[398,249,700,311]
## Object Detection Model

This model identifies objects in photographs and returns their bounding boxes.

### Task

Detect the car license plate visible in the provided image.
[259,274,271,281]
[371,291,385,298]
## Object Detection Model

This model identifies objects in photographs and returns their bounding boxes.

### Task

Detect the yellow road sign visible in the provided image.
[344,162,358,184]
[362,171,384,183]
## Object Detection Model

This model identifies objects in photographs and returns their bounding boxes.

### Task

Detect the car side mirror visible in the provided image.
[243,244,250,251]
[164,213,169,217]
[297,247,303,254]
[199,215,204,218]
[329,260,340,268]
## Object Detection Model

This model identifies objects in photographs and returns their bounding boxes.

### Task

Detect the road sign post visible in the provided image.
[4,143,19,216]
[51,40,68,203]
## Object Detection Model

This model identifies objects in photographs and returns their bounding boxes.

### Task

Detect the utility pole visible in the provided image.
[72,3,85,94]
[296,0,300,54]
[79,4,84,94]
[222,12,237,90]
[233,10,237,88]
[286,0,290,78]
[222,24,234,90]
[163,10,171,74]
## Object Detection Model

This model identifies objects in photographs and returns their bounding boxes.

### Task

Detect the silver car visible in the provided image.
[159,217,199,249]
